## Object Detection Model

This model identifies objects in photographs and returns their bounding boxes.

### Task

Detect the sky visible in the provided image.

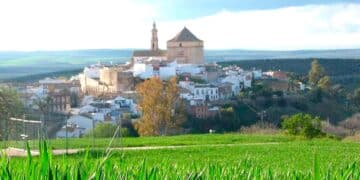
[0,0,359,51]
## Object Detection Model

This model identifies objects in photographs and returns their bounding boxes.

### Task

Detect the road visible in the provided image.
[1,142,279,157]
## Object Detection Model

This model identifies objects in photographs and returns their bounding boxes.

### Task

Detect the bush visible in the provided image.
[343,131,360,142]
[85,123,131,138]
[321,121,350,138]
[339,113,360,135]
[281,113,324,138]
[240,122,279,134]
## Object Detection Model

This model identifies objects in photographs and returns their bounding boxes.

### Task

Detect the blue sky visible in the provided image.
[149,0,360,20]
[0,0,359,50]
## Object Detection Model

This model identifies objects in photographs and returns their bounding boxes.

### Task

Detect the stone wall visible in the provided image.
[167,41,204,64]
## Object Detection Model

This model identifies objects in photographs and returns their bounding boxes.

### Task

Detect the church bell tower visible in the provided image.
[151,22,159,51]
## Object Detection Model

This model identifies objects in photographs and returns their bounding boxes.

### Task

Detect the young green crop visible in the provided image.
[2,138,360,179]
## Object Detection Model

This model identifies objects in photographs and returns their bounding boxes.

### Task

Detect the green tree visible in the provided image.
[308,59,326,86]
[85,123,130,138]
[281,113,324,138]
[0,87,23,141]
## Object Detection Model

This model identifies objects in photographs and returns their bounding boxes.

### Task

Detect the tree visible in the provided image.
[318,76,331,92]
[339,113,360,135]
[70,92,79,107]
[32,95,53,132]
[0,87,23,141]
[308,87,323,103]
[281,113,324,138]
[350,88,360,109]
[287,72,299,92]
[308,59,326,86]
[135,77,185,136]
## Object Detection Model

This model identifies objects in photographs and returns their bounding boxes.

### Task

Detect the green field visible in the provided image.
[2,134,360,178]
[7,133,297,150]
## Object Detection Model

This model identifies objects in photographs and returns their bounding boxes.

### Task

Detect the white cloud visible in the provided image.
[0,0,157,51]
[160,3,360,50]
[0,1,359,50]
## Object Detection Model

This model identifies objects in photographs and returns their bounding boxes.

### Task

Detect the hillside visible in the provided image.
[1,49,360,80]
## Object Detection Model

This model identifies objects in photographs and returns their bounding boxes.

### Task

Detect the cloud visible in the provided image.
[0,1,359,50]
[159,3,360,50]
[0,0,158,51]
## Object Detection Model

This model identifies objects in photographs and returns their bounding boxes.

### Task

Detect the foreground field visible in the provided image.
[7,133,297,150]
[2,134,360,178]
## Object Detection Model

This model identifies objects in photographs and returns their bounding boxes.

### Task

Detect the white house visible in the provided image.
[176,64,204,75]
[56,115,95,138]
[83,63,103,79]
[221,75,241,95]
[252,69,262,79]
[192,84,219,101]
[159,66,176,80]
[221,72,252,95]
[133,63,154,79]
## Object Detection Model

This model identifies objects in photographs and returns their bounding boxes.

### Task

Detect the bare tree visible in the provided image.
[339,113,360,135]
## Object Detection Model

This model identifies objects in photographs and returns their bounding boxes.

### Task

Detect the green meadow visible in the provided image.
[2,134,360,179]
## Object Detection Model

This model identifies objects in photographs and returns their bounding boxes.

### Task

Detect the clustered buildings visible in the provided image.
[78,23,260,120]
[17,22,285,138]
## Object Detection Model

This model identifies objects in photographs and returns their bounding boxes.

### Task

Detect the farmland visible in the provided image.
[7,133,297,149]
[2,134,360,178]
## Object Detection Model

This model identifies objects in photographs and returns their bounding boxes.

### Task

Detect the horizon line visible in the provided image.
[1,48,360,53]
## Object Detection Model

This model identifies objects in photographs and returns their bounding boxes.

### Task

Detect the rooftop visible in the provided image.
[133,50,167,57]
[168,27,202,42]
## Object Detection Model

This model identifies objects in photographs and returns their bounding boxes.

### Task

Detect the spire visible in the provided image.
[151,21,159,51]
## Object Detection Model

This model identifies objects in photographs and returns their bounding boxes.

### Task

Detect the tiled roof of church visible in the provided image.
[132,50,167,57]
[168,27,202,42]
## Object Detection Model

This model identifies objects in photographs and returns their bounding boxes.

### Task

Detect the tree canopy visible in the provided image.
[308,59,326,86]
[0,87,23,140]
[281,113,324,138]
[135,77,185,136]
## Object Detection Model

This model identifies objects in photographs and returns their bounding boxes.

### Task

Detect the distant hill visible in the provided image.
[205,49,360,62]
[1,49,360,80]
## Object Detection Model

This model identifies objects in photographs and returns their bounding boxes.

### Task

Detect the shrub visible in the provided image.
[85,123,131,138]
[281,113,324,138]
[240,122,279,134]
[343,131,360,142]
[321,121,350,138]
[339,113,360,135]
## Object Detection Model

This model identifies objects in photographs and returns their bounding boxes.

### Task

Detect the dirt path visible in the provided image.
[1,142,280,157]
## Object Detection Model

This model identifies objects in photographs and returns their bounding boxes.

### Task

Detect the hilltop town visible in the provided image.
[1,1,360,178]
[2,22,358,139]
[2,23,269,137]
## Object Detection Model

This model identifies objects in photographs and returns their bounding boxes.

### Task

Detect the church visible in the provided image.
[132,22,204,64]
